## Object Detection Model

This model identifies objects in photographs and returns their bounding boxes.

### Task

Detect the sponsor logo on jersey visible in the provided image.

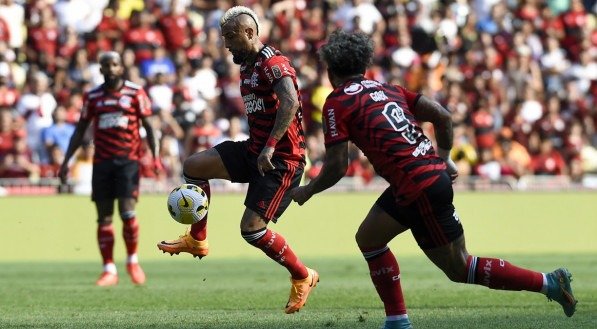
[243,93,265,114]
[272,65,282,79]
[411,139,432,157]
[98,112,129,129]
[361,80,382,88]
[98,99,118,107]
[250,71,259,87]
[369,90,388,102]
[344,83,363,95]
[119,96,132,109]
[326,108,338,137]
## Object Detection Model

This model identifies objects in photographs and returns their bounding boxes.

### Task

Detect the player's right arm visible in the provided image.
[291,141,348,205]
[59,98,93,184]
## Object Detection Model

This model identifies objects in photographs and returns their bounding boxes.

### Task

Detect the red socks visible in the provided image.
[97,224,115,265]
[361,246,407,316]
[242,228,308,280]
[466,256,543,292]
[188,179,210,241]
[122,218,139,256]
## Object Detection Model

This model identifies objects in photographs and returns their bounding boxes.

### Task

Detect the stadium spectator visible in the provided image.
[292,30,577,329]
[156,6,319,315]
[59,52,160,287]
[41,105,75,156]
[0,0,594,190]
[16,72,57,164]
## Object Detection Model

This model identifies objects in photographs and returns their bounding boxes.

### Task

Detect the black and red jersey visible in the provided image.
[81,80,152,163]
[322,77,447,205]
[239,45,305,163]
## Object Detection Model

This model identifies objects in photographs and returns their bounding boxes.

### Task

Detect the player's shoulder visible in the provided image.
[259,45,291,67]
[86,84,105,99]
[122,80,146,96]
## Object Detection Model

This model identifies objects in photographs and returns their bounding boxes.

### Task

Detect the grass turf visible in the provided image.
[0,192,596,328]
[0,256,595,328]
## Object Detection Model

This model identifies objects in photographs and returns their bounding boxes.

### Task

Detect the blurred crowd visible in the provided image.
[0,0,596,187]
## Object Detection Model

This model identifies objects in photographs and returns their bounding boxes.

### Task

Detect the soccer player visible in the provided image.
[291,30,577,329]
[156,6,318,314]
[59,52,160,286]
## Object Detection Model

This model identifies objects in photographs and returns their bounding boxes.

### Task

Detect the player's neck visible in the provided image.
[244,42,264,67]
[332,74,363,88]
[103,79,124,92]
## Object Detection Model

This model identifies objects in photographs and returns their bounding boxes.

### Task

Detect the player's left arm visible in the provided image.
[291,141,348,205]
[412,95,457,180]
[257,76,299,176]
[137,89,162,173]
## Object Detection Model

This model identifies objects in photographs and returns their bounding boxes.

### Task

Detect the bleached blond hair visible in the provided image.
[220,6,260,35]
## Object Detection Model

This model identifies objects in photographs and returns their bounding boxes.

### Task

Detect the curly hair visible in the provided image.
[319,30,374,78]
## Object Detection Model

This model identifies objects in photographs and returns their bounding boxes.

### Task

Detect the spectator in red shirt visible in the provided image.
[124,10,165,64]
[0,62,19,108]
[26,5,59,72]
[0,16,10,44]
[531,137,568,175]
[158,0,195,53]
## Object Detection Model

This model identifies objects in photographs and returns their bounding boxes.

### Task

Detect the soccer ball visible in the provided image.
[167,184,209,224]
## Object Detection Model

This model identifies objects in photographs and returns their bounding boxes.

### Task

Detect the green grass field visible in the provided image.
[1,192,596,328]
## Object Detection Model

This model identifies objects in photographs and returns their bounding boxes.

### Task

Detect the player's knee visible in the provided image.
[120,210,136,221]
[183,150,212,177]
[355,228,374,249]
[445,268,467,283]
[97,217,112,225]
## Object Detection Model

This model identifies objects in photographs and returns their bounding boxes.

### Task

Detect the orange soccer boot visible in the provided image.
[95,272,118,286]
[157,229,209,259]
[126,263,146,285]
[285,267,319,314]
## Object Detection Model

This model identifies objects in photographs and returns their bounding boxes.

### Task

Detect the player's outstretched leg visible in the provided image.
[157,228,209,259]
[546,268,577,317]
[158,176,210,259]
[464,256,578,317]
[242,227,318,313]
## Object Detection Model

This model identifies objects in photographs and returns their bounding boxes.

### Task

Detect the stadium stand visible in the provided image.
[0,0,595,195]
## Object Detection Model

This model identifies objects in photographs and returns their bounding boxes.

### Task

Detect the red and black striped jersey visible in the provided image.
[322,77,447,205]
[81,81,152,163]
[239,45,305,163]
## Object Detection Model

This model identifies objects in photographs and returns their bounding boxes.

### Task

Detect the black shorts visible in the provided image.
[214,140,303,222]
[92,158,140,201]
[376,171,464,249]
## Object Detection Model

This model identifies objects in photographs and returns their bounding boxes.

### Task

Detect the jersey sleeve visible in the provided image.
[322,97,349,146]
[135,88,153,118]
[80,92,94,121]
[395,85,421,111]
[262,55,296,86]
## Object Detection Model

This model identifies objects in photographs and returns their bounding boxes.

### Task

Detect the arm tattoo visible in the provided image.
[413,96,453,150]
[270,76,299,141]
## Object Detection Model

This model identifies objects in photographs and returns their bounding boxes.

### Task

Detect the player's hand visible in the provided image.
[290,185,313,206]
[445,158,459,183]
[153,157,164,176]
[58,163,69,185]
[257,146,275,176]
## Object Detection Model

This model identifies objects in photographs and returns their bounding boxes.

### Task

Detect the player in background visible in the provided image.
[157,6,318,314]
[60,52,161,286]
[291,30,577,329]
